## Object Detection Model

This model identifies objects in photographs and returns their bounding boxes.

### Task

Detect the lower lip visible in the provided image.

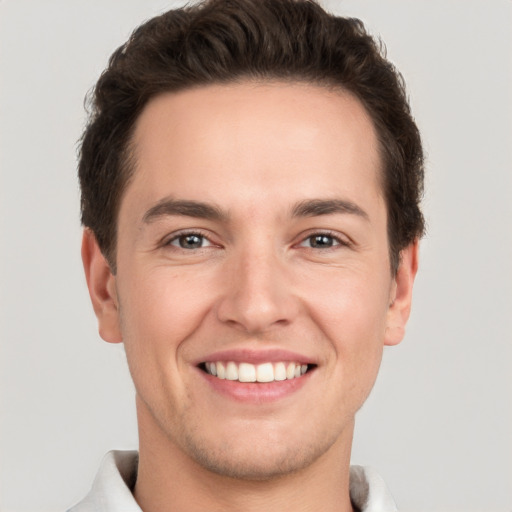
[198,368,313,403]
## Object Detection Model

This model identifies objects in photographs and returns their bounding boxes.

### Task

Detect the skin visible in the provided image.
[82,82,418,512]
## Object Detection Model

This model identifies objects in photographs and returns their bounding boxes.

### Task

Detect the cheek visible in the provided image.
[303,267,391,343]
[301,266,390,394]
[117,266,216,364]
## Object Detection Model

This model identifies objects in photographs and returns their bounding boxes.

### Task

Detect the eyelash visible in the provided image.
[297,231,351,250]
[164,230,215,250]
[163,230,350,251]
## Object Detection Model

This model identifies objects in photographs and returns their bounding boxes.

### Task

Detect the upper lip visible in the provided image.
[195,348,316,366]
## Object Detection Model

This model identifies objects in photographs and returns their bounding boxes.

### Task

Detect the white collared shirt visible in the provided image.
[68,451,398,512]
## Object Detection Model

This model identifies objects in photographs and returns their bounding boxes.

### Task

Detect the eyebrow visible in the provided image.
[292,198,369,221]
[142,197,369,224]
[142,198,227,223]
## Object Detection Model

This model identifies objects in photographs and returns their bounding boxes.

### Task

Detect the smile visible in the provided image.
[202,361,310,383]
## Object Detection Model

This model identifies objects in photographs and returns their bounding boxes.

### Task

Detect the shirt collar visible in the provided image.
[68,451,398,512]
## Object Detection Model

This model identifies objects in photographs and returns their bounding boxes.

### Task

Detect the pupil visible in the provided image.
[312,235,333,247]
[180,234,202,249]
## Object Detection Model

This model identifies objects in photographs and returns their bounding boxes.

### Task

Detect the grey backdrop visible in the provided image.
[1,1,511,511]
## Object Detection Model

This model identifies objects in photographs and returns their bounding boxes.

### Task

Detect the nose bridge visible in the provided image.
[216,235,297,333]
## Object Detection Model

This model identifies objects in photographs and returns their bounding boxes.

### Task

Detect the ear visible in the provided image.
[81,229,122,343]
[384,240,419,346]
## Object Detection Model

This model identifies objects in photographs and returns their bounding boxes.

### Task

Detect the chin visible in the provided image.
[181,425,341,481]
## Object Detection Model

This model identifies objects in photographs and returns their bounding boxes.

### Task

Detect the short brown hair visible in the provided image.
[79,0,425,273]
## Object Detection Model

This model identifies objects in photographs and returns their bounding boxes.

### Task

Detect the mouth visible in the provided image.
[199,361,315,383]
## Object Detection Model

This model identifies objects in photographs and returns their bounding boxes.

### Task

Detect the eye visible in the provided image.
[299,233,345,249]
[168,232,212,250]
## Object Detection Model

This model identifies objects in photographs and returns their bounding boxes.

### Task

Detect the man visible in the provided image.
[71,0,424,510]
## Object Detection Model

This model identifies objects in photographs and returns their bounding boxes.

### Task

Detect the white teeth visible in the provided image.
[226,361,238,381]
[256,362,274,383]
[274,362,287,381]
[204,361,310,382]
[216,361,226,379]
[239,362,256,382]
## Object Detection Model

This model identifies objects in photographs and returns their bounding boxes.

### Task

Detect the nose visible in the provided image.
[216,245,299,334]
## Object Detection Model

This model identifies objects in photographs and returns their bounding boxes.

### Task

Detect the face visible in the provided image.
[84,82,417,480]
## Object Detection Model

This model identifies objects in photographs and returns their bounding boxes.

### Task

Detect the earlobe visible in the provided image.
[384,240,419,346]
[81,229,123,344]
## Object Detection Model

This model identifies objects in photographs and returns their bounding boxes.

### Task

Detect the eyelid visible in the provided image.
[295,229,353,248]
[161,228,219,249]
[170,234,212,248]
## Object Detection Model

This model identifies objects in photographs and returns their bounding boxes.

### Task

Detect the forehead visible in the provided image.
[125,81,383,215]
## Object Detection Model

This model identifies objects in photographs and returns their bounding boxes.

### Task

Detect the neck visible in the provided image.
[133,398,355,512]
